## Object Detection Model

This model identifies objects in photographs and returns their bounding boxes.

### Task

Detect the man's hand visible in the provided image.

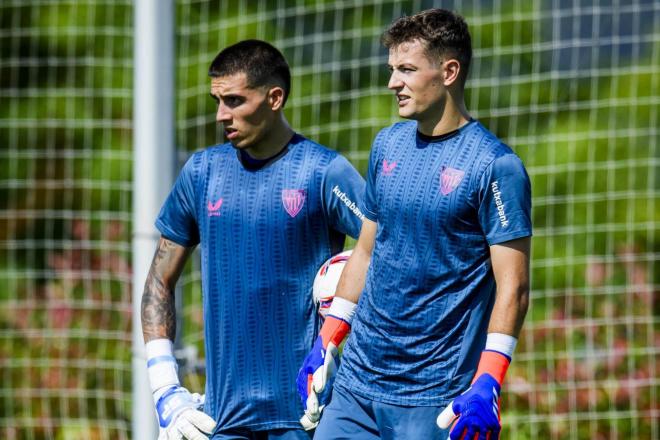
[437,373,501,440]
[296,297,356,430]
[145,339,216,439]
[438,338,516,440]
[296,315,347,429]
[155,386,216,440]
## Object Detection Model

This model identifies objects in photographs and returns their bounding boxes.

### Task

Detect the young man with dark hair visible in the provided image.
[298,9,531,439]
[142,39,365,440]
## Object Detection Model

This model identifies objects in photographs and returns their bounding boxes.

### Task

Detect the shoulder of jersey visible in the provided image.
[371,121,416,149]
[204,142,233,155]
[292,135,339,158]
[178,143,232,163]
[466,122,518,159]
[290,135,353,174]
[381,120,416,138]
[195,137,346,165]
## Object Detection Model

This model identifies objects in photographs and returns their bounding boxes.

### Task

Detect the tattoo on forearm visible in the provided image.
[141,239,190,342]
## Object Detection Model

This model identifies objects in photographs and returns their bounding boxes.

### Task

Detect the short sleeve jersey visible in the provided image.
[335,120,532,406]
[156,134,365,430]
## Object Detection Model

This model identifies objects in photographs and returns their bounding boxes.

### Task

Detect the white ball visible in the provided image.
[312,249,353,319]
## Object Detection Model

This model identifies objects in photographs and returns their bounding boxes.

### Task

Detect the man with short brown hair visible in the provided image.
[298,9,532,439]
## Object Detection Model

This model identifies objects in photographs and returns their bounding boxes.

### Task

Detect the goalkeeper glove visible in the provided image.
[437,333,517,440]
[146,339,216,440]
[296,297,356,430]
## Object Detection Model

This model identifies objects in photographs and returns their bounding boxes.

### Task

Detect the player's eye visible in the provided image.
[224,96,244,108]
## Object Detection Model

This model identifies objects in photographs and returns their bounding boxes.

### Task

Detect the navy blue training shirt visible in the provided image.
[156,134,365,431]
[335,120,532,406]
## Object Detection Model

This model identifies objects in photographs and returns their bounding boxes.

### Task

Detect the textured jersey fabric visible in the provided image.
[335,120,532,406]
[156,134,365,430]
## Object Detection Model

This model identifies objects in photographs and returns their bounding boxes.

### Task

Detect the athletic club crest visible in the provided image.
[440,166,465,195]
[282,189,306,218]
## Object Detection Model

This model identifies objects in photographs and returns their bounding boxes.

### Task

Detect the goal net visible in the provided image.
[175,1,658,439]
[0,1,133,438]
[0,1,657,439]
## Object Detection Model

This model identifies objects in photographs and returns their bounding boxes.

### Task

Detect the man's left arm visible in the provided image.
[439,151,532,439]
[488,237,530,336]
[438,237,530,439]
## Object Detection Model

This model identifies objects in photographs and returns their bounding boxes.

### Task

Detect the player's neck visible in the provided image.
[418,92,471,137]
[245,116,294,159]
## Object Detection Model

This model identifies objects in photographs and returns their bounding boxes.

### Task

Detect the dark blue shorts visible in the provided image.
[314,386,450,440]
[212,428,312,440]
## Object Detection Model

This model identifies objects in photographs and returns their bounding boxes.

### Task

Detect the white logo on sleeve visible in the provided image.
[332,185,365,220]
[491,181,509,228]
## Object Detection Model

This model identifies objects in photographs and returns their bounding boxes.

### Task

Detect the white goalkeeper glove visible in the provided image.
[154,386,215,440]
[146,339,216,440]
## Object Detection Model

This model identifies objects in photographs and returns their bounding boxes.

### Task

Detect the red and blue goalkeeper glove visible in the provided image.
[437,333,517,440]
[296,297,356,430]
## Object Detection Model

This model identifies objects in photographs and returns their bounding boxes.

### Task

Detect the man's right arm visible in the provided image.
[141,237,216,440]
[334,218,377,303]
[296,219,376,430]
[142,237,194,342]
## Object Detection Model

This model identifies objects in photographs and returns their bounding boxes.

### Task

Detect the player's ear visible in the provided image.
[268,86,285,111]
[442,59,461,87]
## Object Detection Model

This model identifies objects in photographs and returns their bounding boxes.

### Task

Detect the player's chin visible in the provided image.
[398,107,417,120]
[228,137,246,149]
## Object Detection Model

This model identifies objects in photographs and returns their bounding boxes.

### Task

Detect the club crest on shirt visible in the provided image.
[382,159,397,175]
[440,166,465,195]
[282,189,306,218]
[207,198,223,216]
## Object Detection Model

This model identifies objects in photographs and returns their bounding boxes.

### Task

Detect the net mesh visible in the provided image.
[0,1,133,438]
[0,0,657,439]
[175,1,659,439]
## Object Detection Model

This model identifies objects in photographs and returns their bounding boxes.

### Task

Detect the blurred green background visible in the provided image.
[1,1,658,439]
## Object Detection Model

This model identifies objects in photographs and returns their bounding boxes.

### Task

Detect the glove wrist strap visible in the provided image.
[146,338,180,395]
[320,315,351,348]
[319,297,357,347]
[474,351,510,385]
[474,333,517,385]
[327,297,357,323]
[485,332,517,358]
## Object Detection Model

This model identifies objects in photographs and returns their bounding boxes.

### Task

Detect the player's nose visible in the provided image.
[387,71,403,90]
[216,103,232,123]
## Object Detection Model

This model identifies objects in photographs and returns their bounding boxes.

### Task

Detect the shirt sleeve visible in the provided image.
[155,154,201,247]
[478,153,532,246]
[360,128,386,222]
[321,154,366,239]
